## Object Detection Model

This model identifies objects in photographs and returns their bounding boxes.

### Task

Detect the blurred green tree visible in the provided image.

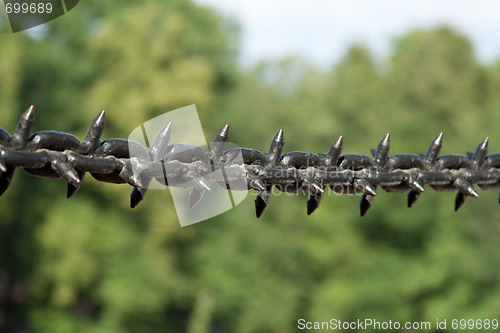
[0,1,499,331]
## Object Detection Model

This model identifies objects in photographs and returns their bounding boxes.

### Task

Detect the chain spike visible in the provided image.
[472,137,489,169]
[150,122,172,162]
[12,105,35,147]
[455,192,468,211]
[407,190,421,207]
[360,194,375,216]
[189,187,205,208]
[325,136,343,166]
[268,130,284,165]
[373,133,390,166]
[307,193,323,215]
[255,185,272,218]
[425,132,443,167]
[209,124,229,165]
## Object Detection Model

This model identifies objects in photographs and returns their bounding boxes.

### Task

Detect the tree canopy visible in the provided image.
[1,1,499,332]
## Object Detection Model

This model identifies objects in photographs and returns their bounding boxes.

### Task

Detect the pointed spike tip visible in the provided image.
[480,136,489,150]
[454,178,479,198]
[268,130,285,164]
[304,179,324,194]
[95,110,105,125]
[195,178,211,192]
[381,133,390,146]
[333,135,343,148]
[66,183,80,198]
[130,187,145,208]
[354,179,377,196]
[274,129,284,143]
[455,192,467,212]
[255,196,267,218]
[325,135,343,165]
[24,105,35,121]
[434,132,443,146]
[13,105,36,146]
[407,190,421,208]
[373,133,390,165]
[213,124,230,142]
[306,195,322,215]
[0,168,15,197]
[249,177,266,191]
[311,183,324,194]
[219,124,229,137]
[472,136,489,166]
[189,188,204,208]
[151,122,172,161]
[408,177,425,193]
[360,194,374,217]
[82,110,106,153]
[159,122,172,141]
[18,105,35,129]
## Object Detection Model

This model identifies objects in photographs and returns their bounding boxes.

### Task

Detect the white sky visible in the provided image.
[194,0,500,67]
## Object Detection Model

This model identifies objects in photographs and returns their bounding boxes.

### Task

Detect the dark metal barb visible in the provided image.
[11,105,35,148]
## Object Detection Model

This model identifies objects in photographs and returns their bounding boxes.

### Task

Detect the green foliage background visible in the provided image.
[1,1,500,332]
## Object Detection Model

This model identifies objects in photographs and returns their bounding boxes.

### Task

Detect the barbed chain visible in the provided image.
[1,106,499,217]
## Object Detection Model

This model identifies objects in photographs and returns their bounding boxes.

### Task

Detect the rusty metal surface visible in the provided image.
[1,106,499,217]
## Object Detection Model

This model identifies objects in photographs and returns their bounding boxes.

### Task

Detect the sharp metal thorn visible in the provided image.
[325,135,343,165]
[67,183,80,198]
[189,187,204,208]
[472,137,489,168]
[248,176,266,191]
[374,133,390,165]
[407,176,425,193]
[12,105,35,147]
[66,171,85,198]
[151,122,172,161]
[354,178,377,196]
[216,124,230,142]
[255,195,267,218]
[435,132,443,146]
[360,194,375,216]
[82,110,105,154]
[51,159,81,185]
[455,192,467,212]
[255,187,271,218]
[303,178,324,194]
[268,130,285,165]
[307,193,323,215]
[454,178,479,198]
[209,124,230,164]
[130,186,147,208]
[425,132,443,166]
[194,178,211,192]
[407,190,421,208]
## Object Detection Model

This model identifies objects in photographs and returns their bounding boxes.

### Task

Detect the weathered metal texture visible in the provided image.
[1,106,499,217]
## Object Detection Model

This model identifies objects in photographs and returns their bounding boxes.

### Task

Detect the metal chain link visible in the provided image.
[1,106,499,217]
